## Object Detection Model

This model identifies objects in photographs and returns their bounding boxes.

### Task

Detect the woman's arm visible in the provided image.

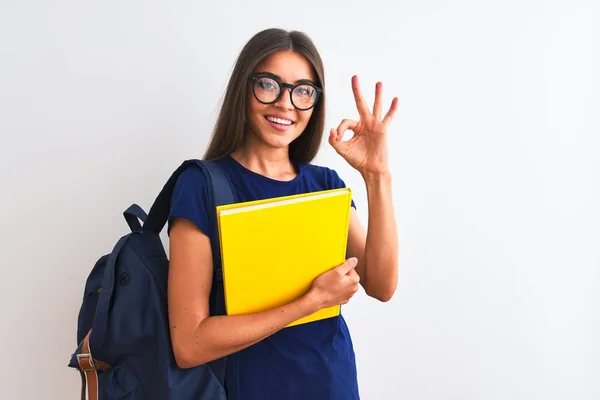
[347,171,398,302]
[328,76,400,303]
[168,217,360,369]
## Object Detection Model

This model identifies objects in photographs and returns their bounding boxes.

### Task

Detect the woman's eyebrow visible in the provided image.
[295,78,316,85]
[254,71,316,85]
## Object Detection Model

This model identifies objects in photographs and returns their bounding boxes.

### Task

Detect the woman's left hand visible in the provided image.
[329,75,399,178]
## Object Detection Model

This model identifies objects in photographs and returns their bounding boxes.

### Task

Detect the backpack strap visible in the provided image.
[144,159,236,232]
[76,329,110,400]
[198,160,237,285]
[144,159,236,297]
[77,233,130,400]
[144,159,239,395]
[89,234,131,354]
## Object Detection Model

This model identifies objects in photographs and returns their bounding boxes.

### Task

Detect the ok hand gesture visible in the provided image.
[329,75,399,177]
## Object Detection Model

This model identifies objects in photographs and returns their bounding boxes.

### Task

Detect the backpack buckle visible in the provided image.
[77,353,97,371]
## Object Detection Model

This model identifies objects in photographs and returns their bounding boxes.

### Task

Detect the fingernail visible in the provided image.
[350,257,358,265]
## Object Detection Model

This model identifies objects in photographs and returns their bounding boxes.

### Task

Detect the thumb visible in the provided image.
[338,257,358,274]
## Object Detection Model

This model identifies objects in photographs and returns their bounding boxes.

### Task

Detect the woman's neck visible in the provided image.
[231,138,298,181]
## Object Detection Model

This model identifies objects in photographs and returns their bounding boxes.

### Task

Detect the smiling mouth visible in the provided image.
[265,116,294,125]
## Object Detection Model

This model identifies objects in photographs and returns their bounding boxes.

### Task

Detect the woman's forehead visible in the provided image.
[255,51,316,83]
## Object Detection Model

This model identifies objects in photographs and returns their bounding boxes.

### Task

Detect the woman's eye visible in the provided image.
[296,87,313,96]
[258,79,277,91]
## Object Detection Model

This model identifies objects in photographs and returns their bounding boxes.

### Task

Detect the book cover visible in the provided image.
[216,187,352,327]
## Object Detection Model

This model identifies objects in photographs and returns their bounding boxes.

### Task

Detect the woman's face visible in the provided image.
[245,50,318,151]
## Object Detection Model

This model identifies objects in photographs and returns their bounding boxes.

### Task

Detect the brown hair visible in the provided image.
[203,28,326,164]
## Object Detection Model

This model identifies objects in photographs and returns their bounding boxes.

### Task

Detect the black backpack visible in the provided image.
[68,159,240,399]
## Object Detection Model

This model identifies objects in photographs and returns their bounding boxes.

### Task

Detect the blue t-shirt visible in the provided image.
[168,154,360,400]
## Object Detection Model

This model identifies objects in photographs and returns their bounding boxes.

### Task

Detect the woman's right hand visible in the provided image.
[308,257,361,309]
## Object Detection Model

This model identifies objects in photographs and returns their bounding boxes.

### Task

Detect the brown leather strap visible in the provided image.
[77,330,110,400]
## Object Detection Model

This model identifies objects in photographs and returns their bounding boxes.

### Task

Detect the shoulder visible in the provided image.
[171,165,210,209]
[174,164,208,188]
[168,164,211,236]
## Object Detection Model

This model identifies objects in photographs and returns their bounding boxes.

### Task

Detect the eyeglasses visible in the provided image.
[248,74,322,111]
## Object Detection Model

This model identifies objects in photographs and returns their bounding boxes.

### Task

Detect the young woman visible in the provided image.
[167,28,399,399]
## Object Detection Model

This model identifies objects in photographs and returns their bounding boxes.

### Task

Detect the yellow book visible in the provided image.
[216,187,352,327]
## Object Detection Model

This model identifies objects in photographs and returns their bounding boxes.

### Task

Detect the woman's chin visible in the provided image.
[260,130,300,149]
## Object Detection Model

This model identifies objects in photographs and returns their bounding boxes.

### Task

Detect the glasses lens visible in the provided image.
[292,85,318,110]
[253,77,280,103]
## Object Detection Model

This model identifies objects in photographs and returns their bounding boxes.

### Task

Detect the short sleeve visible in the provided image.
[327,168,357,210]
[167,166,211,236]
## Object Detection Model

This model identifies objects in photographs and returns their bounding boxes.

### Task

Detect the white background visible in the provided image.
[1,0,599,399]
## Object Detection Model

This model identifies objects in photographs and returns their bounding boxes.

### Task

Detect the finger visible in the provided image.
[382,97,399,127]
[335,119,358,141]
[352,75,371,117]
[372,81,383,120]
[337,257,358,275]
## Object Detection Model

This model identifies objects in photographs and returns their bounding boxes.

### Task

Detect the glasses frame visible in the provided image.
[248,74,322,111]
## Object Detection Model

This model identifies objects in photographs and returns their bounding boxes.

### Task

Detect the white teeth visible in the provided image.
[266,116,293,125]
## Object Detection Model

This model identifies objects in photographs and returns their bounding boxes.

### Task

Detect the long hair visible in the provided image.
[203,28,326,164]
